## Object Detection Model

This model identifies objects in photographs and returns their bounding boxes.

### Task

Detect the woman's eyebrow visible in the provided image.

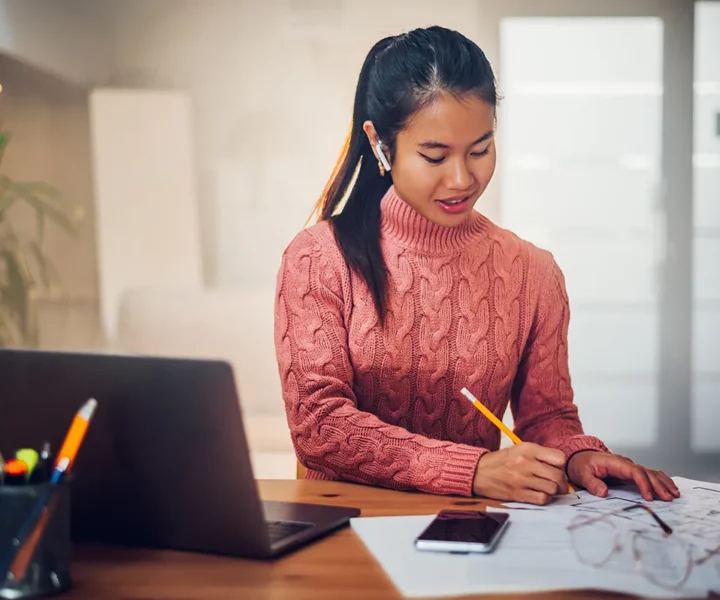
[418,130,494,150]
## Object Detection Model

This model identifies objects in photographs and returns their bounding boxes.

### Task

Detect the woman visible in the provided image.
[274,26,679,504]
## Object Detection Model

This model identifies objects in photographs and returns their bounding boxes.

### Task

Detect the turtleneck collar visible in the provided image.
[379,186,489,254]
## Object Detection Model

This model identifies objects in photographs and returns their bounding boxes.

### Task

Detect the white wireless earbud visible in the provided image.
[376,139,392,173]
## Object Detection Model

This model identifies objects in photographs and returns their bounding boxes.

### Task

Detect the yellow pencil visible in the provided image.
[460,387,575,495]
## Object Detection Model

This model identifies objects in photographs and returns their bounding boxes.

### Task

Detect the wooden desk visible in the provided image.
[66,479,631,600]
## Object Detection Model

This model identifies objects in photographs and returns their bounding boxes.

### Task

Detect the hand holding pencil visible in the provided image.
[461,388,575,505]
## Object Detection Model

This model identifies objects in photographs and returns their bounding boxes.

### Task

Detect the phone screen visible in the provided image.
[416,510,510,544]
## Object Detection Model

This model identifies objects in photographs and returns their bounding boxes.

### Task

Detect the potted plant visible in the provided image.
[0,128,78,347]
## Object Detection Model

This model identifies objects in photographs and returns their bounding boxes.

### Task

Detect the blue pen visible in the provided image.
[0,457,70,584]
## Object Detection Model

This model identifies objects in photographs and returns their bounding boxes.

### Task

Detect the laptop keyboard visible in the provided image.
[266,519,314,544]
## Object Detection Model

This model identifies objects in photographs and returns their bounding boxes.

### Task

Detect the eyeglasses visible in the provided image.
[567,503,720,590]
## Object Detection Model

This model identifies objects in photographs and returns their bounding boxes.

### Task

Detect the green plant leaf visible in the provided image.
[0,132,10,168]
[42,250,60,284]
[36,205,45,246]
[2,218,18,243]
[0,195,14,214]
[8,182,77,234]
[0,249,29,334]
[28,241,52,288]
[0,130,75,346]
[0,302,24,347]
[0,175,11,203]
[20,181,62,196]
[0,187,11,226]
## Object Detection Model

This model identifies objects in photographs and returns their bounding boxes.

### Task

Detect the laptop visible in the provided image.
[0,349,360,559]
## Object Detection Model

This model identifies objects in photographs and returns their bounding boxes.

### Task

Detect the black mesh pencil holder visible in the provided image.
[0,481,72,599]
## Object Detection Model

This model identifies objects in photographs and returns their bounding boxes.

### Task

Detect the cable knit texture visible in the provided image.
[274,186,609,497]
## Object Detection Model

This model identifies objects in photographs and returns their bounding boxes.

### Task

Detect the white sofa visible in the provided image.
[114,286,296,479]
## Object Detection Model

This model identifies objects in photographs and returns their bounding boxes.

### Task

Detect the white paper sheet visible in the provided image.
[350,504,718,598]
[503,477,720,551]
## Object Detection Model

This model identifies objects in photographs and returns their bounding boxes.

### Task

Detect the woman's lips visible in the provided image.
[436,194,472,214]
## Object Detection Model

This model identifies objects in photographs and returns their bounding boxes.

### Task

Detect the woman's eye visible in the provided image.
[420,147,490,164]
[471,147,490,157]
[419,153,445,165]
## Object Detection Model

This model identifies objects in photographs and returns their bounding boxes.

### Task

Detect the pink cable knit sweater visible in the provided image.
[274,186,609,497]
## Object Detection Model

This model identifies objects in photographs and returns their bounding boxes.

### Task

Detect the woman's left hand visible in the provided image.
[566,451,680,502]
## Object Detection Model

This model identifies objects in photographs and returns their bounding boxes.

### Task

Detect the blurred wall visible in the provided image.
[0,0,111,85]
[105,0,502,288]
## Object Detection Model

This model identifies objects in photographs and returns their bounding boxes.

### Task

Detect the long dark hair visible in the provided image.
[310,26,498,322]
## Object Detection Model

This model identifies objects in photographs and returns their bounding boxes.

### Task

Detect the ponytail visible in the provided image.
[313,36,396,322]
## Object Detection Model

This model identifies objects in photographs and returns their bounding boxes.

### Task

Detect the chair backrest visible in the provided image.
[296,460,307,479]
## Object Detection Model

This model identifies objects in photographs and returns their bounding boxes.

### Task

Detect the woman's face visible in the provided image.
[373,93,496,228]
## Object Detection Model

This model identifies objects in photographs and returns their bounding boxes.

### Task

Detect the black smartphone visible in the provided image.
[414,509,510,554]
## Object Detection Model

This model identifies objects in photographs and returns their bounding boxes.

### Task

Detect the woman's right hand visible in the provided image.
[473,443,569,505]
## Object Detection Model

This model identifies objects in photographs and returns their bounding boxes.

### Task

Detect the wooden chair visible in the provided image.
[296,460,307,479]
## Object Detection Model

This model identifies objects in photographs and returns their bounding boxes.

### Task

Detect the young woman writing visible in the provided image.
[274,26,679,504]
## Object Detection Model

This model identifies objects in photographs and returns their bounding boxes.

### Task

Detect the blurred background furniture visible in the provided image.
[116,286,295,479]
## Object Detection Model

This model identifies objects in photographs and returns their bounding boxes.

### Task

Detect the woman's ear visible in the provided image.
[363,120,392,172]
[363,120,381,159]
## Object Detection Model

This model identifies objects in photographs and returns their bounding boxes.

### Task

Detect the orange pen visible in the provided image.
[55,398,98,469]
[460,388,576,495]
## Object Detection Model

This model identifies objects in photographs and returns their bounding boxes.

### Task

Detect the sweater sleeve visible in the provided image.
[274,228,487,497]
[510,254,610,460]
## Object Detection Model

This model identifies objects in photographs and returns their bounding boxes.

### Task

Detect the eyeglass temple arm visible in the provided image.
[695,542,720,566]
[624,504,673,535]
[566,502,674,534]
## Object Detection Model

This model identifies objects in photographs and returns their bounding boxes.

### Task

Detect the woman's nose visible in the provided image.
[447,159,475,190]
